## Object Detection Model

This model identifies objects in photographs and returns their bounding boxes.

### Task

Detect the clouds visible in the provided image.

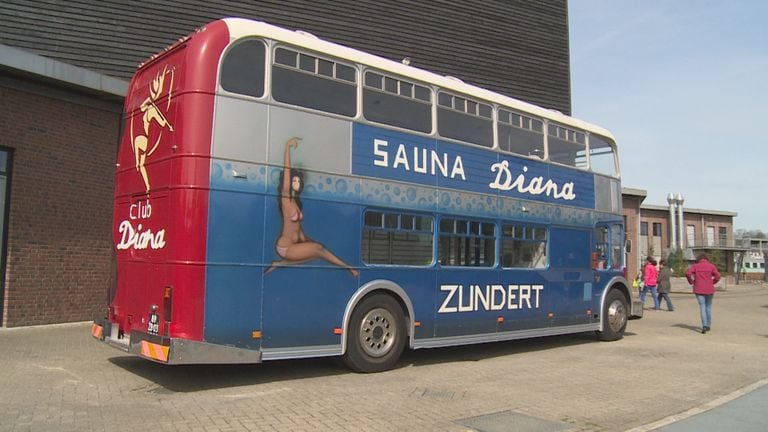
[569,0,768,230]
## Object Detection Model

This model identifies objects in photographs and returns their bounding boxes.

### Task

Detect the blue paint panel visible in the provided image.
[260,197,362,348]
[549,227,591,269]
[204,266,262,347]
[207,190,265,264]
[204,190,265,346]
[261,267,356,348]
[434,269,552,337]
[352,123,596,209]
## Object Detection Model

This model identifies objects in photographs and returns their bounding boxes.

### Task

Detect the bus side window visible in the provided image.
[439,217,495,267]
[548,124,587,168]
[593,225,609,270]
[362,210,433,266]
[271,47,357,117]
[502,224,547,269]
[437,92,493,147]
[220,39,266,97]
[497,109,544,159]
[362,71,432,133]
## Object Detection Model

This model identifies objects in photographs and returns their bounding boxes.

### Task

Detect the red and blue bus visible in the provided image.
[92,18,642,372]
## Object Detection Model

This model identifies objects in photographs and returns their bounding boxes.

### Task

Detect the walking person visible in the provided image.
[656,259,674,311]
[686,253,721,334]
[639,256,660,310]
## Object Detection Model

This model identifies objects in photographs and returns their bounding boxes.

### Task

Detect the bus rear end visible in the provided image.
[91,21,254,363]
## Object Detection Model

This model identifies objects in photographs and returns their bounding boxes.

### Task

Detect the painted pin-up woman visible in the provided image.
[264,137,359,277]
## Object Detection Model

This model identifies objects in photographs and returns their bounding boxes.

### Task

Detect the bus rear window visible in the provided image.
[220,40,266,97]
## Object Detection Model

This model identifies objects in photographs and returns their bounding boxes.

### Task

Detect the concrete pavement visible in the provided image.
[1,281,767,431]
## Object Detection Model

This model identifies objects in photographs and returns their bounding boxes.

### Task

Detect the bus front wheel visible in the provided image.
[597,289,628,341]
[343,293,406,373]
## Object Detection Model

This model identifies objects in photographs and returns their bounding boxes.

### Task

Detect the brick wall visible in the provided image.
[0,85,120,326]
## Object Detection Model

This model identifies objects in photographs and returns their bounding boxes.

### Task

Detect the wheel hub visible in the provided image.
[359,307,397,358]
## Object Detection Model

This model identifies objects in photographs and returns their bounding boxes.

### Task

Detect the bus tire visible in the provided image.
[343,293,406,373]
[597,289,628,341]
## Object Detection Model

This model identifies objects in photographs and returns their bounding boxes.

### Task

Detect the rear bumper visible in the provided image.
[91,319,262,365]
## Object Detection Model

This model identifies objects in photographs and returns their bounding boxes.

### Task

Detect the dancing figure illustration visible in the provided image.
[265,137,359,277]
[131,65,175,193]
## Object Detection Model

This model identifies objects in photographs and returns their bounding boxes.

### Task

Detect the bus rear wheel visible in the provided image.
[597,289,628,341]
[343,294,406,373]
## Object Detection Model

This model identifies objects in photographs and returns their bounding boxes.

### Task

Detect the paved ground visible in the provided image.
[1,279,767,432]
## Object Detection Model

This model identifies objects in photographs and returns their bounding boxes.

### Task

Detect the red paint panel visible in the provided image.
[111,20,230,341]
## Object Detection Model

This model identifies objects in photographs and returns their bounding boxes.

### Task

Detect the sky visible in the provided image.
[568,1,767,232]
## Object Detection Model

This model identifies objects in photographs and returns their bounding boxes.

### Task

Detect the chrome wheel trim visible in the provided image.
[358,307,397,358]
[607,298,627,333]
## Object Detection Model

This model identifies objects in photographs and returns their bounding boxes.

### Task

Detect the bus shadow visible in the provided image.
[108,355,347,393]
[400,331,607,367]
[107,332,620,392]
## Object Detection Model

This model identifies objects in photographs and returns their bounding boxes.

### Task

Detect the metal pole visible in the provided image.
[667,193,677,250]
[677,194,685,249]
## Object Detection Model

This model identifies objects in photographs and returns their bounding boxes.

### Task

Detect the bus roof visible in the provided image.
[221,17,616,143]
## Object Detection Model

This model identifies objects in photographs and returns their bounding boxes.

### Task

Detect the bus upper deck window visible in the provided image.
[588,134,618,177]
[220,40,266,97]
[497,108,544,159]
[272,47,357,117]
[437,91,493,148]
[547,124,587,168]
[363,71,432,133]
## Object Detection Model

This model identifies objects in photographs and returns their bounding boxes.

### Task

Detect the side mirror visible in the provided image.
[625,239,632,253]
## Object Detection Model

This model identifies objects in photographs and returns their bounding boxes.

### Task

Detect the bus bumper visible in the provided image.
[91,319,262,365]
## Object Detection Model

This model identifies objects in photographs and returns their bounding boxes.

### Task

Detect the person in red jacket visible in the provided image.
[686,253,721,334]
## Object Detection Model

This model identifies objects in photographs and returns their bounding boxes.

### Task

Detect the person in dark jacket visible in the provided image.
[686,253,721,333]
[656,259,674,311]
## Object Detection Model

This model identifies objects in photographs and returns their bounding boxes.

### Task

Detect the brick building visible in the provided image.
[622,188,740,279]
[0,1,571,326]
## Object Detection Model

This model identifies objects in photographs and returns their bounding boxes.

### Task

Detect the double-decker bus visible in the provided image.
[92,18,642,372]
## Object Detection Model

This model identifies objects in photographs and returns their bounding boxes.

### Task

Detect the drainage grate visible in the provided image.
[456,410,570,432]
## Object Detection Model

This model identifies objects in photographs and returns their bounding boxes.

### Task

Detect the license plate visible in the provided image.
[148,313,160,335]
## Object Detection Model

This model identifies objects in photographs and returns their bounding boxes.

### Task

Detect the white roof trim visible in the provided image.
[222,18,615,141]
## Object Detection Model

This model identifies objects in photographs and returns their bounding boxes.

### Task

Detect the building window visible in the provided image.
[640,222,648,236]
[686,225,695,246]
[652,222,662,237]
[0,147,10,324]
[718,227,727,246]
